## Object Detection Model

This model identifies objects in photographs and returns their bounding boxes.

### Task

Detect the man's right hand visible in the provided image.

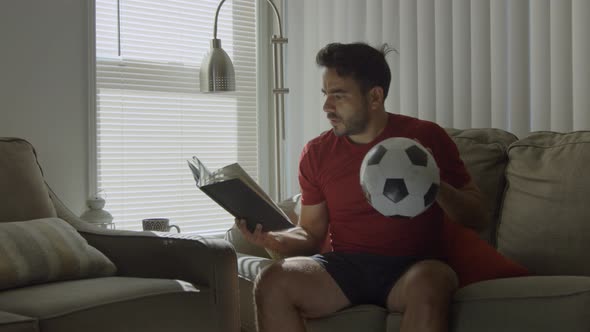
[235,200,329,257]
[235,218,270,248]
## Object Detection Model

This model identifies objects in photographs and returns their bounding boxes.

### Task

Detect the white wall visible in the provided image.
[0,0,90,214]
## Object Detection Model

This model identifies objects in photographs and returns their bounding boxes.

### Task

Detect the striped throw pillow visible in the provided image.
[0,218,116,290]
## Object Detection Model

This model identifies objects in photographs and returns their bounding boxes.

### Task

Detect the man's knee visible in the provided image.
[388,259,457,312]
[254,261,290,303]
[403,260,458,300]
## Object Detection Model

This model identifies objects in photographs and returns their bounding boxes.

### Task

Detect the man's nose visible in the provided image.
[323,97,334,112]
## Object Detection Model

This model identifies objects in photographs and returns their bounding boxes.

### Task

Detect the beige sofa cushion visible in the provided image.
[0,311,37,332]
[445,128,518,245]
[0,138,57,222]
[498,131,590,275]
[0,277,207,332]
[450,276,590,332]
[0,218,116,290]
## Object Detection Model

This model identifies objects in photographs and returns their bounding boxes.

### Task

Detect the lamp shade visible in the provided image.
[200,39,236,92]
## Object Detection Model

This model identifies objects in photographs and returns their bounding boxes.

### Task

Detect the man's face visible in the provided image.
[321,68,369,137]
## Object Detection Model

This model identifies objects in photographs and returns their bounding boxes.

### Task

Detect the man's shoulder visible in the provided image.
[392,113,440,128]
[389,113,445,137]
[304,129,335,152]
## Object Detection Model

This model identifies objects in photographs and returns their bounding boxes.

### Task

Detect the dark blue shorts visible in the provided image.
[311,252,424,307]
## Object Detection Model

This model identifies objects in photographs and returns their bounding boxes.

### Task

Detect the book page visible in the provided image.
[187,156,212,187]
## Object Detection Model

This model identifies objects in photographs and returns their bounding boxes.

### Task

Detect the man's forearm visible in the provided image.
[264,226,323,257]
[436,181,490,230]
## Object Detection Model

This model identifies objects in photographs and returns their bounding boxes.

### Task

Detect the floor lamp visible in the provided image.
[200,0,288,202]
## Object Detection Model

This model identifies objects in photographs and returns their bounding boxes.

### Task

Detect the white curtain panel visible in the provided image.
[283,0,590,196]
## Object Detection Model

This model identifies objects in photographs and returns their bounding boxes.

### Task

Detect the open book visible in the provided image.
[187,156,294,233]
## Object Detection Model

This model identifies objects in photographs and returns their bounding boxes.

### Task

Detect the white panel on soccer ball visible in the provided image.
[362,164,387,195]
[359,160,368,185]
[395,138,415,150]
[394,194,428,218]
[404,164,439,195]
[378,147,413,179]
[369,193,402,216]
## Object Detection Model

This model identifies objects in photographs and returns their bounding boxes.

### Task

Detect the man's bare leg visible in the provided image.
[254,256,350,332]
[386,260,458,332]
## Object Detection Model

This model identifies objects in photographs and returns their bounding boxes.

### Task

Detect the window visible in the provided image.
[94,0,257,235]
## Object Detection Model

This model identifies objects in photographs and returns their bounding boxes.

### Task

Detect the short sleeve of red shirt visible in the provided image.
[426,124,471,189]
[298,142,325,205]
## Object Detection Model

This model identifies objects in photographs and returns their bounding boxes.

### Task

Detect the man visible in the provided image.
[236,42,489,332]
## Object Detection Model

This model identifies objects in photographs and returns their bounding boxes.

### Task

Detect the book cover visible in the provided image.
[187,157,294,232]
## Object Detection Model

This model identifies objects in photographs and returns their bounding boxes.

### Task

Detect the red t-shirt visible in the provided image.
[299,113,470,257]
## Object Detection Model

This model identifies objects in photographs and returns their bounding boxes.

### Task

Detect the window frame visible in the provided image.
[87,0,274,234]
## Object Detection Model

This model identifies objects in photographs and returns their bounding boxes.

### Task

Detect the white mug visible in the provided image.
[142,218,181,233]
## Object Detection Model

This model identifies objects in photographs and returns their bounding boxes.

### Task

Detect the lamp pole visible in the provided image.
[267,0,289,202]
[205,0,288,202]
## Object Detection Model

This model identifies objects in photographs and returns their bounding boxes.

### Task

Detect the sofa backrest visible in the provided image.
[446,128,518,246]
[497,131,590,276]
[0,138,57,222]
[229,128,518,254]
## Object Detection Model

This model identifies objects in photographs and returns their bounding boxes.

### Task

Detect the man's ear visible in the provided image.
[369,86,384,108]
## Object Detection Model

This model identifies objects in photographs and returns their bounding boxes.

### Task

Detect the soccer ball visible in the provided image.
[360,137,440,218]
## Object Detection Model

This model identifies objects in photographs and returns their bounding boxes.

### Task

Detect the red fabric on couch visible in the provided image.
[442,216,530,288]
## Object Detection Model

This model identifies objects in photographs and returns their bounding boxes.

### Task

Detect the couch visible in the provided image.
[225,128,590,332]
[0,137,240,332]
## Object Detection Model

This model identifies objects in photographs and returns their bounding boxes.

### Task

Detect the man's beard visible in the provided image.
[330,103,370,137]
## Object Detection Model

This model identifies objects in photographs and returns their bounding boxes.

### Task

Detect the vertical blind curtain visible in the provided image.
[95,0,257,235]
[284,0,590,195]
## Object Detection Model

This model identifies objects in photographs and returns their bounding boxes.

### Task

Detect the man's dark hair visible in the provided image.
[316,42,393,100]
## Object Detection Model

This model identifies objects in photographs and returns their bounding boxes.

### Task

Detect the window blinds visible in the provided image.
[95,0,257,236]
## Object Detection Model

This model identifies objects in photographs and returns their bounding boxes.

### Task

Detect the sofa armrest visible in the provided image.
[79,226,236,286]
[49,187,239,332]
[49,186,236,283]
[79,228,240,332]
